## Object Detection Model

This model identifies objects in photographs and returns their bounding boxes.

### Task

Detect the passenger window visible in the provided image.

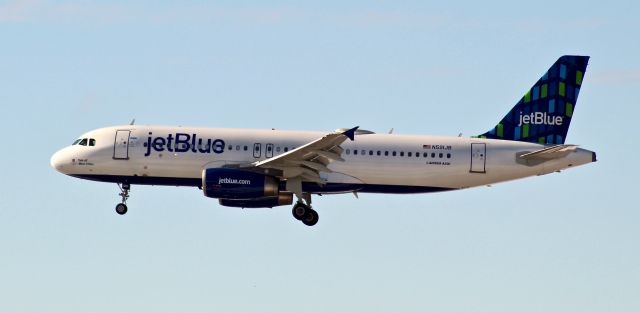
[384,151,389,156]
[431,153,436,158]
[284,147,289,152]
[369,150,373,156]
[377,151,381,156]
[346,149,351,155]
[354,150,358,155]
[392,151,396,156]
[400,152,404,157]
[79,138,88,146]
[228,145,233,150]
[276,146,280,152]
[244,146,249,151]
[408,152,412,157]
[236,145,241,150]
[423,152,428,158]
[447,153,451,158]
[439,153,443,158]
[361,150,365,156]
[89,139,96,146]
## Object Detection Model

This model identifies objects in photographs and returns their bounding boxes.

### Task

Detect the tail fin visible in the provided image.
[478,55,590,144]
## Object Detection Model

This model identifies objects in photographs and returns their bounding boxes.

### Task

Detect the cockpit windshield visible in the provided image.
[72,138,97,146]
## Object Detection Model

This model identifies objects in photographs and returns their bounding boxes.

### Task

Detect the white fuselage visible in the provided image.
[50,125,595,194]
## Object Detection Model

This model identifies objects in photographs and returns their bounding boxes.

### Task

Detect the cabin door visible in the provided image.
[113,130,131,160]
[470,143,486,173]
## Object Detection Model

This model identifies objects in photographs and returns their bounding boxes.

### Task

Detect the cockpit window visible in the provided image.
[71,138,97,146]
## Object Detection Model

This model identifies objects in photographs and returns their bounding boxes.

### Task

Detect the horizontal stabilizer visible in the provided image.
[519,144,578,160]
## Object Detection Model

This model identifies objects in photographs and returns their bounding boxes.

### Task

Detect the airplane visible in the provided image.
[50,55,596,226]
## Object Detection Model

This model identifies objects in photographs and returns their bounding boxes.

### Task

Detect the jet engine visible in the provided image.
[202,168,280,199]
[218,192,294,208]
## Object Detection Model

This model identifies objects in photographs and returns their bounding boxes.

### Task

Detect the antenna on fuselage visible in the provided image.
[129,118,136,125]
[388,128,394,134]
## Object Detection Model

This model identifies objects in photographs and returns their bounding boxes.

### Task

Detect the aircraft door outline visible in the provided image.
[253,143,262,158]
[113,130,131,160]
[266,143,274,158]
[470,143,486,173]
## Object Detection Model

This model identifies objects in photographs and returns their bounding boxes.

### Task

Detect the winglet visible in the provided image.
[341,126,359,141]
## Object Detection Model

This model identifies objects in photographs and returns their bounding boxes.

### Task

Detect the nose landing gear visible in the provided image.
[115,183,130,215]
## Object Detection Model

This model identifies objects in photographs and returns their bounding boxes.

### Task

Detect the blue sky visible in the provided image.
[1,1,639,312]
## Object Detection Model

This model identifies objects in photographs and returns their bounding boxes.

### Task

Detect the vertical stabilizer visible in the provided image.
[478,55,589,144]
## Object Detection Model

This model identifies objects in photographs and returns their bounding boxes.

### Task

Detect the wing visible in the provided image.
[250,126,359,184]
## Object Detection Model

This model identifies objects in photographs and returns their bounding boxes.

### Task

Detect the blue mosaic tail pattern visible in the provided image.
[478,55,590,144]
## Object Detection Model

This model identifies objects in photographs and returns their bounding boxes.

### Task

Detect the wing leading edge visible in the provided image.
[252,126,359,184]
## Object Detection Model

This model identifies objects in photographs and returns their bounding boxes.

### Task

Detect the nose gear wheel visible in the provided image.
[115,183,130,215]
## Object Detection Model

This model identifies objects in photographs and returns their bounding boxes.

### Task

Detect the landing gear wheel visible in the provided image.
[116,183,131,215]
[115,203,128,215]
[292,203,308,220]
[301,209,319,226]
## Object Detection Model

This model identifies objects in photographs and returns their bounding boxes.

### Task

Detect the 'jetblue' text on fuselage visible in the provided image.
[144,132,225,156]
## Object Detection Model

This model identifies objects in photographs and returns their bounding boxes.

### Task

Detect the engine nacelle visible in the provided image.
[202,168,279,199]
[218,192,294,208]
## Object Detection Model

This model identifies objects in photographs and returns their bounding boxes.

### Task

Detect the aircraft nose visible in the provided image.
[50,149,67,172]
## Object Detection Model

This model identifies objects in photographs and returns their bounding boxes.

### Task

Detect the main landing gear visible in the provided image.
[292,201,319,226]
[115,183,130,215]
[287,179,319,226]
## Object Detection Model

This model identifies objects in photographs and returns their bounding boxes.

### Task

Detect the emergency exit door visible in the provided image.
[113,130,131,159]
[266,143,274,158]
[470,143,486,173]
[253,143,262,158]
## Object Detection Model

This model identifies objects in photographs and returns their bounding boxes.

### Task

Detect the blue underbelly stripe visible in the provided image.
[70,174,454,194]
